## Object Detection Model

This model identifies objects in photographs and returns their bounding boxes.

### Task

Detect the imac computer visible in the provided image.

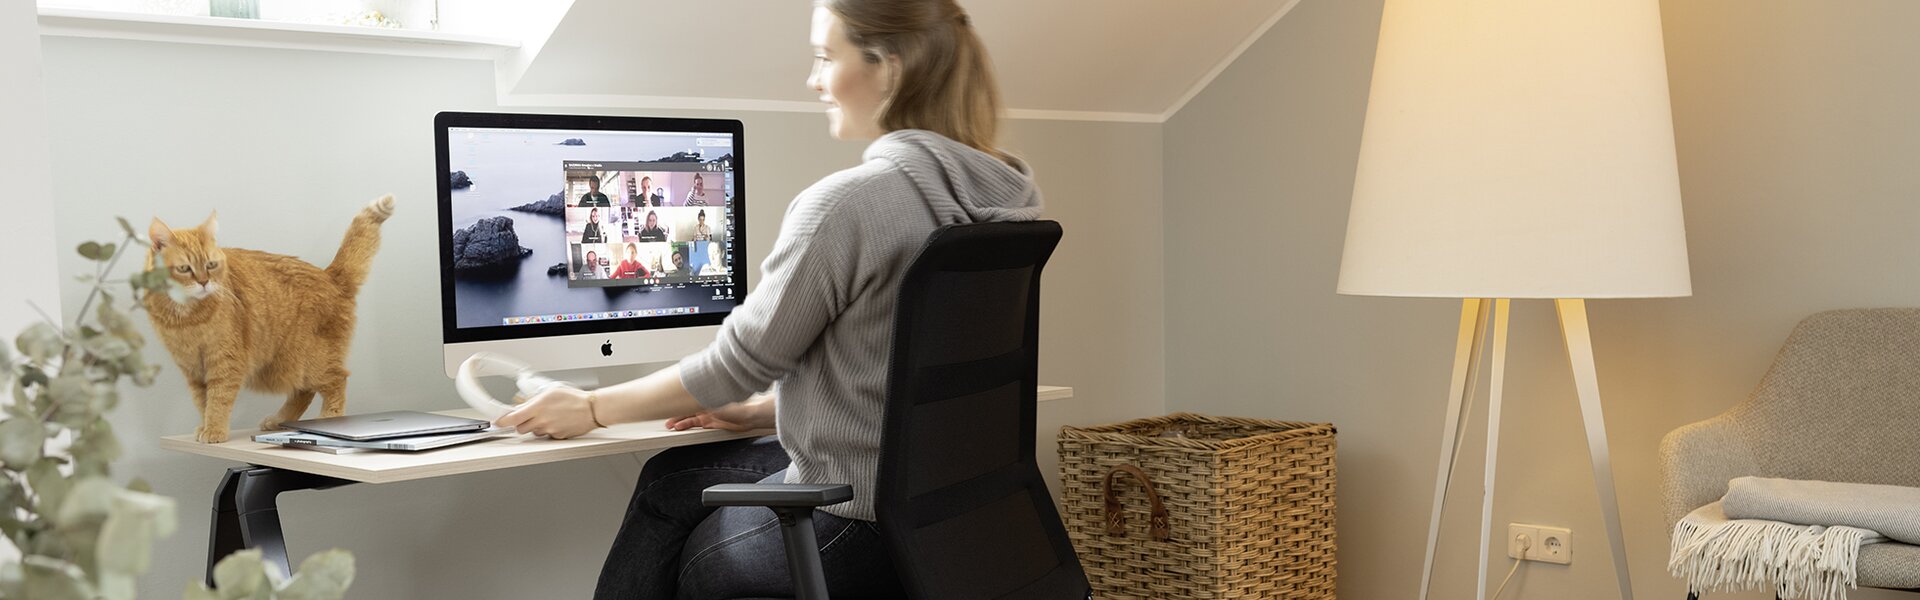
[435,112,746,376]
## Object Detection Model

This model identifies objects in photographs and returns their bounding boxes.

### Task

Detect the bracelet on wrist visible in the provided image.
[586,391,608,428]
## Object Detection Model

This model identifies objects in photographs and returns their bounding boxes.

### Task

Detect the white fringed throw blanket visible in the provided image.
[1670,477,1920,600]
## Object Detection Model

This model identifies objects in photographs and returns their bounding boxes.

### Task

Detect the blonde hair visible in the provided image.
[819,0,1006,161]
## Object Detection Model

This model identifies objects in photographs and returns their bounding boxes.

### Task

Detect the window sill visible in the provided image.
[37,7,519,60]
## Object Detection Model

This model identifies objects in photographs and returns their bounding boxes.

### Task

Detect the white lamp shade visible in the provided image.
[1337,0,1692,299]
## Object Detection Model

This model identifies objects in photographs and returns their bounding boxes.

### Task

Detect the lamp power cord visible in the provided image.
[1492,534,1531,599]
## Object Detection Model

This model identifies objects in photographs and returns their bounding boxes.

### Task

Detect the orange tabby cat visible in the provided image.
[145,196,395,443]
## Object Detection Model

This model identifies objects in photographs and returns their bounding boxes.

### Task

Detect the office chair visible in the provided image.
[703,220,1089,600]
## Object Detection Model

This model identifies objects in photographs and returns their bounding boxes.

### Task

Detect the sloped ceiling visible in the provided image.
[503,0,1301,122]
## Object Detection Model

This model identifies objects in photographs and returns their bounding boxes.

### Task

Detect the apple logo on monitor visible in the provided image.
[601,340,613,357]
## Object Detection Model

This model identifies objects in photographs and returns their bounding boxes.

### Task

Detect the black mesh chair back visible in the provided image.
[873,220,1089,599]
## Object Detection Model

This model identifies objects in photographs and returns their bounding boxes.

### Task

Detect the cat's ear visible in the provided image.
[149,218,173,250]
[200,210,219,240]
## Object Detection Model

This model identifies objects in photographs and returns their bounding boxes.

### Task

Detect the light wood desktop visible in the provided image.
[162,385,1073,585]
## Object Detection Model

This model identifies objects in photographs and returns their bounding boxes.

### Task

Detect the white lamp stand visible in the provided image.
[1416,299,1634,600]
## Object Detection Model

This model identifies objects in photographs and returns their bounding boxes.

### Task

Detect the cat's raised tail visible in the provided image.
[326,195,396,297]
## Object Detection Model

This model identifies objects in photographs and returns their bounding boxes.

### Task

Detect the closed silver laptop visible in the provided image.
[283,410,491,441]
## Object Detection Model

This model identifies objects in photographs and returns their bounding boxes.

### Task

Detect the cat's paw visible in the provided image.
[258,417,290,431]
[195,425,230,444]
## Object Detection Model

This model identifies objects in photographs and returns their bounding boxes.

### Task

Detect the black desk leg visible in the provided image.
[206,465,354,588]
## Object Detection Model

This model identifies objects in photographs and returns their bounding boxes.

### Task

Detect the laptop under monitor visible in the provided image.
[283,410,491,441]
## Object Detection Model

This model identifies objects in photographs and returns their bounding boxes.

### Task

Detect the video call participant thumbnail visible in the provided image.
[699,241,726,276]
[637,174,665,207]
[692,209,714,241]
[582,207,608,244]
[684,173,712,206]
[613,242,650,279]
[576,175,612,207]
[637,210,668,242]
[577,247,606,280]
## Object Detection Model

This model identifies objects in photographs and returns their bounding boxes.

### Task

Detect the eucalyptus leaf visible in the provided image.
[212,549,268,597]
[48,375,91,405]
[21,555,94,600]
[0,476,20,507]
[79,421,124,466]
[17,322,63,362]
[117,216,136,239]
[0,342,12,385]
[53,477,116,528]
[78,242,104,261]
[0,513,28,542]
[28,457,71,516]
[5,392,30,419]
[97,489,176,575]
[183,582,223,600]
[83,335,134,362]
[30,526,74,557]
[277,549,355,600]
[96,243,118,262]
[0,418,44,468]
[97,571,136,600]
[98,302,140,344]
[0,559,21,598]
[21,365,48,388]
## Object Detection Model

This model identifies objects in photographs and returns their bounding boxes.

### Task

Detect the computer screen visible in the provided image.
[435,113,745,359]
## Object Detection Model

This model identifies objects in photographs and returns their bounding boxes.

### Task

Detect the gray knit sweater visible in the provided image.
[678,129,1042,520]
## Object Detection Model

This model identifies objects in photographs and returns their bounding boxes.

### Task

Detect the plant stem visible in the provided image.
[25,302,66,339]
[74,232,136,328]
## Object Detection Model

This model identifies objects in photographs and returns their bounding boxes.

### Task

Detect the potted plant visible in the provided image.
[0,219,354,599]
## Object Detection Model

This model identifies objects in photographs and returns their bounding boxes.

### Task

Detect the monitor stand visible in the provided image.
[540,360,676,394]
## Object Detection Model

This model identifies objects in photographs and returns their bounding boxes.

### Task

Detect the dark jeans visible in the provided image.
[594,436,905,599]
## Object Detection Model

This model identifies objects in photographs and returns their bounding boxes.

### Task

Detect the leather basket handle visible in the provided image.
[1102,464,1170,542]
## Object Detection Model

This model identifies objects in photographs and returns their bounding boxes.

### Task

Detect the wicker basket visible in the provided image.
[1059,413,1337,599]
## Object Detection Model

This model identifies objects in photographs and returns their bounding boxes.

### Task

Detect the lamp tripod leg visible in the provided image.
[1419,299,1490,600]
[1475,299,1512,600]
[1556,299,1636,600]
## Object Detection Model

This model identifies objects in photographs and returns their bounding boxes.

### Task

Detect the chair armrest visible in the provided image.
[1659,414,1760,529]
[703,483,853,508]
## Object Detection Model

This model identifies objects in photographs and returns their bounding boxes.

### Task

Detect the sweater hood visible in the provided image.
[863,129,1042,224]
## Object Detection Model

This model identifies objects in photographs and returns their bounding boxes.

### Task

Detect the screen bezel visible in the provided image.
[434,111,747,345]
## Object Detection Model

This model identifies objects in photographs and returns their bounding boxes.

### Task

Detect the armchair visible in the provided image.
[1660,308,1920,597]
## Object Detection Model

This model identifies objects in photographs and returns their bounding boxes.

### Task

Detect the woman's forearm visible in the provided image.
[592,364,705,425]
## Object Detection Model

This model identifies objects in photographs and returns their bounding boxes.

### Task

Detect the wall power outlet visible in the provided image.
[1507,523,1572,565]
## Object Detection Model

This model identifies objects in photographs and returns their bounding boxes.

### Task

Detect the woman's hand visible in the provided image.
[495,385,601,440]
[665,395,775,432]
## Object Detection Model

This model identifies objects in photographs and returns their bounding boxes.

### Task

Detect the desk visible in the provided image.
[161,386,1073,584]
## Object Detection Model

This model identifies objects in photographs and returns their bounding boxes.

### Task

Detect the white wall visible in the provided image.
[1163,0,1920,598]
[39,35,1163,598]
[2,1,62,339]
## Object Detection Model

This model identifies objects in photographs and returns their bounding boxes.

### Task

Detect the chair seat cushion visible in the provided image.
[1860,541,1920,589]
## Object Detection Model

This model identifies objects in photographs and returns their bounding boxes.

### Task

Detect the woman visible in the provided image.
[612,243,649,279]
[684,173,710,206]
[498,0,1037,597]
[692,209,713,241]
[581,208,606,244]
[635,210,668,242]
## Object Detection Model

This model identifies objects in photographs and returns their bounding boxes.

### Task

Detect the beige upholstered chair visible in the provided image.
[1660,308,1920,597]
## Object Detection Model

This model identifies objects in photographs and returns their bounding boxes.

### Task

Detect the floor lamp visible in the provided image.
[1337,1,1692,599]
